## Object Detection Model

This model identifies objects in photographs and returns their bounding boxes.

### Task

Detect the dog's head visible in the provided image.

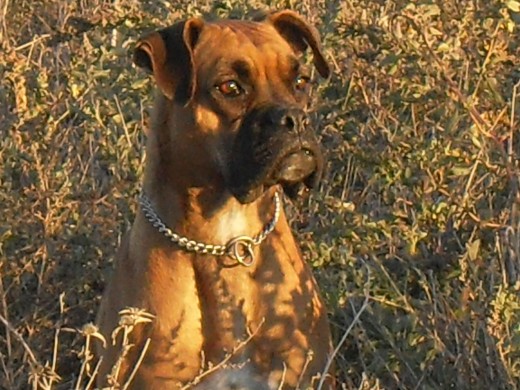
[134,11,330,203]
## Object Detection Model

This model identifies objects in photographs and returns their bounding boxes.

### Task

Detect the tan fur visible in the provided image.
[95,13,334,390]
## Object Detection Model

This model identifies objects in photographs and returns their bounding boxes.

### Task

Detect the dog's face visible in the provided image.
[134,11,330,203]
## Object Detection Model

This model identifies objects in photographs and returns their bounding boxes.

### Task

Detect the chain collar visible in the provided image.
[138,192,281,267]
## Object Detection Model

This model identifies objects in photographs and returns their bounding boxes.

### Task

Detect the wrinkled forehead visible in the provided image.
[199,20,292,50]
[193,20,297,76]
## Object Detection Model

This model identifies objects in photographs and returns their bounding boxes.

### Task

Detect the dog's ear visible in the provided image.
[267,11,330,79]
[133,18,204,103]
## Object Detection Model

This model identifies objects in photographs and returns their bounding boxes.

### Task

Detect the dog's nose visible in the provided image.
[262,108,303,132]
[281,113,296,130]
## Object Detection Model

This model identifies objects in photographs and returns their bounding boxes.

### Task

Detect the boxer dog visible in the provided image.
[95,10,334,389]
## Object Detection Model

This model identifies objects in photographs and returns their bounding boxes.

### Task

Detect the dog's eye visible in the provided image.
[216,80,243,97]
[295,75,310,91]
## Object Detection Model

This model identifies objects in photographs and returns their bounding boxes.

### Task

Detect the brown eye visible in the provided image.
[216,80,243,97]
[295,75,310,91]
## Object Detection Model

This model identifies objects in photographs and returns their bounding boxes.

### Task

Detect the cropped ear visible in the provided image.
[267,11,330,79]
[133,18,204,103]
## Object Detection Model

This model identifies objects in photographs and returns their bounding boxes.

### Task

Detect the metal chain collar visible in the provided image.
[138,192,281,267]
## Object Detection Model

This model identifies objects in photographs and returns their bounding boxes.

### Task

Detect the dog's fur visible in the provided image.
[95,10,334,389]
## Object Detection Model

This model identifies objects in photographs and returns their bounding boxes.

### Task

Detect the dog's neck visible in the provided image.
[141,130,273,245]
[140,182,277,250]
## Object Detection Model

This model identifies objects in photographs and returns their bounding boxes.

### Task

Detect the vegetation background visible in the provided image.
[1,0,519,389]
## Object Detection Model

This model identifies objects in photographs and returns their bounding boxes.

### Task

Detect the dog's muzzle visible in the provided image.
[228,106,324,204]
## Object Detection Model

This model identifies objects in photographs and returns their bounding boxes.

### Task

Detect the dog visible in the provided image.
[95,10,334,389]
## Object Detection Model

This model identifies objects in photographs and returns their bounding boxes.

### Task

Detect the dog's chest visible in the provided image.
[213,207,256,243]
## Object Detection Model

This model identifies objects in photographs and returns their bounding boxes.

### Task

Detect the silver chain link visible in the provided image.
[138,192,281,266]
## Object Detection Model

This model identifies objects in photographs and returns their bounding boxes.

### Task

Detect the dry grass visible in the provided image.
[0,0,519,389]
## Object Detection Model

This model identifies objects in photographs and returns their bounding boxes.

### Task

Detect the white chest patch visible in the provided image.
[214,206,251,243]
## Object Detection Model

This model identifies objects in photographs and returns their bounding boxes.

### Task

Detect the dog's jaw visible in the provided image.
[227,106,324,204]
